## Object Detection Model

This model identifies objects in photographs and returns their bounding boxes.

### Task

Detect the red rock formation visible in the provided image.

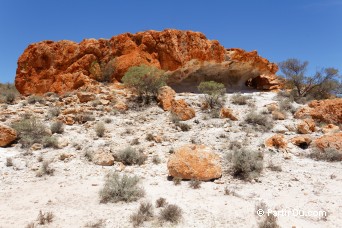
[15,29,281,95]
[0,124,17,147]
[170,99,196,121]
[295,98,342,124]
[265,134,287,149]
[314,132,342,153]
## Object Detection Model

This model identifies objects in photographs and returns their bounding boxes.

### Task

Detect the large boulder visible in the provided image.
[15,29,280,95]
[0,124,17,147]
[295,98,342,124]
[167,144,222,181]
[297,119,316,134]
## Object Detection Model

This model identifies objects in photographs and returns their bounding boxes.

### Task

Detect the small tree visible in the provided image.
[279,58,340,100]
[122,65,167,103]
[198,81,226,109]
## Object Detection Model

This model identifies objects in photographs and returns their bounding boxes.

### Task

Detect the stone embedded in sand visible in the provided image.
[15,29,281,95]
[77,92,96,103]
[92,150,114,166]
[157,86,176,111]
[167,144,222,181]
[295,98,342,124]
[314,132,342,151]
[0,124,17,147]
[171,99,195,121]
[272,110,285,120]
[114,101,128,111]
[291,136,312,149]
[265,134,287,149]
[220,107,238,121]
[322,124,340,134]
[297,119,316,134]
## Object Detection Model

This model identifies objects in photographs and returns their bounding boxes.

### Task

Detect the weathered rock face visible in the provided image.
[167,144,222,181]
[295,98,342,124]
[0,124,17,147]
[170,99,196,121]
[297,119,316,134]
[157,86,176,111]
[15,29,280,95]
[265,134,287,149]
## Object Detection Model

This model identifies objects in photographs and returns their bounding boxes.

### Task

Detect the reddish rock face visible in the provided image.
[0,124,17,147]
[15,29,280,95]
[314,132,342,160]
[265,134,287,149]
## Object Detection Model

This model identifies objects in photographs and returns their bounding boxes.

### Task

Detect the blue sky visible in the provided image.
[0,0,341,83]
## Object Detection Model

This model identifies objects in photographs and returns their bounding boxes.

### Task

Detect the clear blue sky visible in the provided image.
[0,0,341,83]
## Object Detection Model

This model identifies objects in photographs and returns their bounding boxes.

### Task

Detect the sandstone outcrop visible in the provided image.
[297,119,316,134]
[220,107,238,120]
[295,98,342,124]
[291,136,312,149]
[0,124,17,147]
[15,29,281,95]
[167,144,222,181]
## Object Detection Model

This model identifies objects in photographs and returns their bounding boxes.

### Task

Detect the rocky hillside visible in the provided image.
[15,29,281,95]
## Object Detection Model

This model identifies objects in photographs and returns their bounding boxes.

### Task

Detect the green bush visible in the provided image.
[99,172,145,203]
[116,147,147,165]
[122,65,167,103]
[11,116,49,148]
[95,122,105,137]
[198,81,226,109]
[231,148,263,180]
[27,95,45,104]
[50,121,64,134]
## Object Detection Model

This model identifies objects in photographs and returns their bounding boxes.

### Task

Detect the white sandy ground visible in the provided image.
[0,91,341,227]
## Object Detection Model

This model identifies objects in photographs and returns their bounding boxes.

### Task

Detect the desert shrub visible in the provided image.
[84,219,105,228]
[116,147,147,166]
[130,202,154,227]
[131,138,140,145]
[11,116,49,148]
[122,65,167,103]
[27,95,45,104]
[0,83,19,104]
[48,107,60,117]
[152,155,161,164]
[36,160,55,177]
[198,81,226,109]
[279,58,340,101]
[176,122,191,131]
[245,112,274,132]
[50,121,64,134]
[231,148,263,180]
[189,179,201,189]
[173,177,182,185]
[42,136,59,148]
[95,122,105,137]
[258,214,280,228]
[104,117,112,124]
[37,210,54,225]
[146,133,154,141]
[309,148,341,162]
[231,93,251,105]
[267,161,282,172]
[170,113,181,124]
[156,197,167,208]
[99,172,145,203]
[159,204,182,224]
[6,157,13,167]
[278,99,295,113]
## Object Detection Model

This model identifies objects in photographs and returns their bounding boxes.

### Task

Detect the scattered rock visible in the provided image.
[92,150,114,166]
[167,144,222,181]
[0,124,17,147]
[272,110,285,120]
[220,107,238,121]
[157,86,176,111]
[30,143,43,151]
[322,124,340,134]
[265,134,287,149]
[77,92,96,103]
[297,119,315,134]
[314,132,342,152]
[295,98,342,124]
[171,99,196,121]
[114,101,128,111]
[291,136,312,149]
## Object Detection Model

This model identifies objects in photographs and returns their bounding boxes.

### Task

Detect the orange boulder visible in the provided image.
[167,144,222,181]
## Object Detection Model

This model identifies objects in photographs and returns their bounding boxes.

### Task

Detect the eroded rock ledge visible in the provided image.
[15,29,281,95]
